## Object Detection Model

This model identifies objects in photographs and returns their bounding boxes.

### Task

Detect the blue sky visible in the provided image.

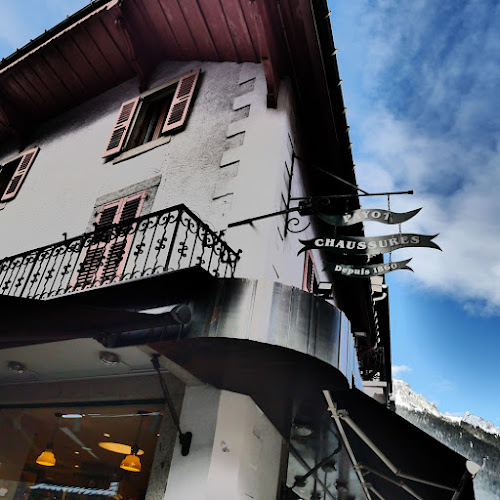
[331,0,500,424]
[0,1,499,424]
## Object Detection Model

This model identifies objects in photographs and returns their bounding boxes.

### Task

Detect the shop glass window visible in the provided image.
[0,404,162,500]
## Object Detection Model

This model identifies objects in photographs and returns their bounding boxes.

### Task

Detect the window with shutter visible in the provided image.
[0,148,40,202]
[102,69,200,159]
[73,191,146,289]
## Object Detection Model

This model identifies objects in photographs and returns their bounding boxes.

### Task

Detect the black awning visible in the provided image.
[325,388,475,500]
[0,294,185,348]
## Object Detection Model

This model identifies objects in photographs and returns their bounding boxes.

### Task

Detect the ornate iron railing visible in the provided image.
[0,205,241,300]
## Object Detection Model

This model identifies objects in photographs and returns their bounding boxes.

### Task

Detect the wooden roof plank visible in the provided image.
[85,16,133,82]
[157,0,199,59]
[140,0,184,58]
[49,45,90,97]
[125,0,166,65]
[40,51,78,100]
[176,0,220,61]
[18,62,63,110]
[2,73,44,112]
[195,0,239,61]
[238,0,264,63]
[74,26,120,85]
[220,0,259,62]
[60,35,107,91]
[100,13,137,76]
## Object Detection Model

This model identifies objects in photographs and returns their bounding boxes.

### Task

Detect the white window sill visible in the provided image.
[112,135,172,164]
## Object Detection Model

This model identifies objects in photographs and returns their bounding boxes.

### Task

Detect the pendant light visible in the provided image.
[120,414,144,473]
[36,413,61,467]
[120,444,141,472]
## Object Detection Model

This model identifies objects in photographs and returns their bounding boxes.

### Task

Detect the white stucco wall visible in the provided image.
[0,59,324,290]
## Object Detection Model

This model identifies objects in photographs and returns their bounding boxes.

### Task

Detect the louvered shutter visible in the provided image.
[102,97,139,158]
[100,193,145,282]
[97,205,119,227]
[73,201,121,289]
[162,69,200,134]
[1,147,39,202]
[74,191,146,289]
[74,246,107,288]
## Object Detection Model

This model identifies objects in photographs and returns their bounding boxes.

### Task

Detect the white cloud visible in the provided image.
[392,365,412,376]
[335,0,500,314]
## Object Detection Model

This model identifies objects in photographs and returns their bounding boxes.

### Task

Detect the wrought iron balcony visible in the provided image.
[0,205,241,300]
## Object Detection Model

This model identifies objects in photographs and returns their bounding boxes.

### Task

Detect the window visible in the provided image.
[0,403,162,500]
[0,148,39,202]
[302,250,318,293]
[102,69,200,158]
[74,191,147,289]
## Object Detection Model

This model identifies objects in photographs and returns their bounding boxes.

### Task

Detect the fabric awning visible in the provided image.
[324,388,475,500]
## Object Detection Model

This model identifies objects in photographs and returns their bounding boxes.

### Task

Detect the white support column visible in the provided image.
[163,387,283,500]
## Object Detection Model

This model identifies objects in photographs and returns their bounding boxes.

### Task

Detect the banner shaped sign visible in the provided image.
[317,207,421,226]
[324,259,413,278]
[299,233,440,255]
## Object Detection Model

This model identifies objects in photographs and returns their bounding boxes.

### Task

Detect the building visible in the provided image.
[0,0,476,499]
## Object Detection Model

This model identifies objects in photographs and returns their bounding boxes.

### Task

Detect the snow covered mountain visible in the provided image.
[393,380,500,499]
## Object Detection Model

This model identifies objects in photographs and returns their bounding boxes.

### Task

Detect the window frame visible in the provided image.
[103,69,200,162]
[0,147,40,203]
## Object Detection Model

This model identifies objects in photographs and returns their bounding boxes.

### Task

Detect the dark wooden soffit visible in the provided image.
[0,0,345,160]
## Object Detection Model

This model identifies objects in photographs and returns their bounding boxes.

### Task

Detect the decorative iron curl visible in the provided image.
[154,236,169,251]
[133,242,146,257]
[159,212,177,227]
[286,217,311,234]
[179,212,198,234]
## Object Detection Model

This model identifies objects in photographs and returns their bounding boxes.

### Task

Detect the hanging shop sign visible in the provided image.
[324,259,413,278]
[299,233,441,256]
[317,207,421,227]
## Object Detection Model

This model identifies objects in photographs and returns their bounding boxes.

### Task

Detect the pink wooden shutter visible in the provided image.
[74,191,147,289]
[162,69,200,134]
[73,202,121,289]
[1,147,39,202]
[99,191,146,283]
[102,97,139,158]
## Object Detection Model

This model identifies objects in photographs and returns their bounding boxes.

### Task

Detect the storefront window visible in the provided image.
[0,404,162,500]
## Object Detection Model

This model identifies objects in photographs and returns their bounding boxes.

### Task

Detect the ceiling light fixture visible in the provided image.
[120,415,144,473]
[36,449,56,467]
[120,445,141,473]
[98,442,144,455]
[36,414,61,467]
[99,351,120,366]
[8,361,26,373]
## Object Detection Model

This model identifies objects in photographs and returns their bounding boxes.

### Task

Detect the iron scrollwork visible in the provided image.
[0,204,241,299]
